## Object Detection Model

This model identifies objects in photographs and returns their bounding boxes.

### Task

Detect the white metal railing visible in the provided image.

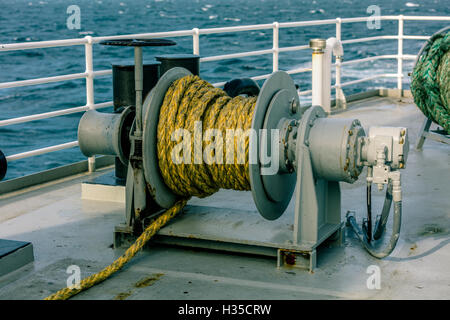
[1,15,449,173]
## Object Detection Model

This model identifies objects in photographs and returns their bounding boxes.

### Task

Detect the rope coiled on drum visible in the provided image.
[411,27,450,133]
[45,75,257,300]
[158,74,256,197]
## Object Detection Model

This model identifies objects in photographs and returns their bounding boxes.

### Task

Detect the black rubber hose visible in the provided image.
[367,183,372,241]
[347,200,402,259]
[373,184,393,240]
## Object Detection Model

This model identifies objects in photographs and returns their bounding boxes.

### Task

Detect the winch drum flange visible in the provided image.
[250,71,301,220]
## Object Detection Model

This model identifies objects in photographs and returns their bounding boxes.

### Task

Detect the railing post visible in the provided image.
[193,28,200,55]
[273,22,279,72]
[335,17,346,109]
[397,15,404,94]
[84,35,95,173]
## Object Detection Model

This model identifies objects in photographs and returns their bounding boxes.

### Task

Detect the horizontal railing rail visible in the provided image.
[0,15,449,173]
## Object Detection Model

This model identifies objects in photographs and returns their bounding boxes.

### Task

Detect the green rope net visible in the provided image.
[411,27,450,134]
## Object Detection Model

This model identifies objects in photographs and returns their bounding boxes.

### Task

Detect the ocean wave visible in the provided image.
[224,17,241,22]
[159,11,177,18]
[0,93,22,102]
[405,2,420,7]
[201,5,213,12]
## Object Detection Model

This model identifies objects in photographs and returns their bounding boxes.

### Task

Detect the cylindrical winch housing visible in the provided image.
[308,117,365,183]
[78,107,135,165]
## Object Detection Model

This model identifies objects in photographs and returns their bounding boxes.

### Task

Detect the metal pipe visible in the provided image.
[323,37,343,112]
[200,49,273,62]
[5,141,79,162]
[336,73,398,88]
[134,46,144,135]
[310,39,326,109]
[0,72,87,89]
[341,35,398,44]
[0,70,111,90]
[273,22,279,72]
[286,67,312,75]
[0,101,113,127]
[397,15,404,91]
[85,36,96,172]
[337,55,398,66]
[335,18,345,109]
[278,44,309,52]
[192,28,200,55]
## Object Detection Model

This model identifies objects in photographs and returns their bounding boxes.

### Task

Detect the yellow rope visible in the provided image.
[45,75,256,300]
[45,199,188,300]
[157,75,256,197]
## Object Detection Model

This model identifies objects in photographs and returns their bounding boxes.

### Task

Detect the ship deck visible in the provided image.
[0,94,449,300]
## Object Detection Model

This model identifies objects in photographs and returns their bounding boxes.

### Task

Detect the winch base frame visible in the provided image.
[113,205,344,272]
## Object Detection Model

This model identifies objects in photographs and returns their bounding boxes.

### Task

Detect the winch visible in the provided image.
[45,37,412,300]
[78,66,409,263]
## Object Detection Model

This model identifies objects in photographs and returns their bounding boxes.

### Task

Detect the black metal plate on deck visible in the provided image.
[100,39,176,47]
[0,239,34,277]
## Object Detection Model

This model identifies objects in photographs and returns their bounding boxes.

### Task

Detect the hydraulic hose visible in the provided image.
[373,183,393,240]
[365,183,372,241]
[347,181,402,259]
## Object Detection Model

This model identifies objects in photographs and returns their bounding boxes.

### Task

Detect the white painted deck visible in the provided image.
[0,96,449,300]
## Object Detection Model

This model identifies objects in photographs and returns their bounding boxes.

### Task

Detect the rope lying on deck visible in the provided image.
[45,75,257,300]
[44,199,187,300]
[411,27,450,134]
